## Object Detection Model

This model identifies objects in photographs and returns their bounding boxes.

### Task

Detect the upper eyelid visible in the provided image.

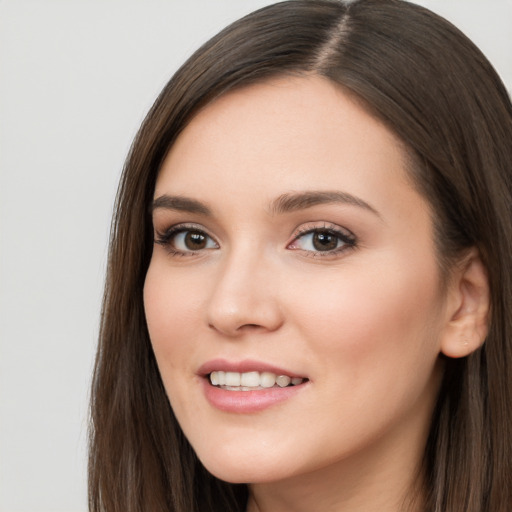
[154,221,356,246]
[155,223,219,245]
[287,222,357,252]
[152,214,221,236]
[291,222,355,239]
[155,222,213,236]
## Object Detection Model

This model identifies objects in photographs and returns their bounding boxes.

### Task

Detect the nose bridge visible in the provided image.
[206,243,282,336]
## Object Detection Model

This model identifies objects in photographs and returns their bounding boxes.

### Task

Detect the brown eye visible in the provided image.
[312,231,338,251]
[287,226,356,255]
[184,231,208,250]
[156,227,218,254]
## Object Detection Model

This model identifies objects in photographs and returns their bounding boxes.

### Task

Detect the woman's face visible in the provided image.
[144,76,450,486]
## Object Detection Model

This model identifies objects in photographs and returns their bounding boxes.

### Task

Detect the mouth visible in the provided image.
[198,359,309,412]
[208,370,308,391]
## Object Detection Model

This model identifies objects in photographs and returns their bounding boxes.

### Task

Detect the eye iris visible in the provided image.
[185,231,207,250]
[313,231,338,251]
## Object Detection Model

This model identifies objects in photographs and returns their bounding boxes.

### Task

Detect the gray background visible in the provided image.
[0,1,510,510]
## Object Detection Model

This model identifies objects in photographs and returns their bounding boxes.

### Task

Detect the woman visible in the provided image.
[89,1,512,511]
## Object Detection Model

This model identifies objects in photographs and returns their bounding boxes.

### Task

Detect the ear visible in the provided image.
[440,248,490,358]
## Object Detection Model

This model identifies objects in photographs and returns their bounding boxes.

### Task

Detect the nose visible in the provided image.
[206,251,284,337]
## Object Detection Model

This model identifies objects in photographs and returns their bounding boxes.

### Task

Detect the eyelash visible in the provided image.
[154,222,357,258]
[288,223,357,258]
[155,223,218,257]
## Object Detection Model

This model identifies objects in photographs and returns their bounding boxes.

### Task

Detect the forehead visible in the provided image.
[155,75,416,215]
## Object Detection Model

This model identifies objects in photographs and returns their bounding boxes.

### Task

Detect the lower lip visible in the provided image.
[202,379,307,413]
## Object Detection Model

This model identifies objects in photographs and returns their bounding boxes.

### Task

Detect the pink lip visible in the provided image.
[198,359,309,413]
[201,380,307,413]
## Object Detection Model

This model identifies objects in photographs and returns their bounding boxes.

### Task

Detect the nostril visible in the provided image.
[208,322,264,333]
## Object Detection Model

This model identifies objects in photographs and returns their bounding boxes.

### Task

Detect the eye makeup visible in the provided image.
[154,219,357,260]
[287,221,357,259]
[154,223,219,257]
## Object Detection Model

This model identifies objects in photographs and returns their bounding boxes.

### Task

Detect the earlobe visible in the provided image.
[440,249,490,359]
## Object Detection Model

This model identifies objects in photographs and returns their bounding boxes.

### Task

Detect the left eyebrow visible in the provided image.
[151,194,212,216]
[269,190,381,217]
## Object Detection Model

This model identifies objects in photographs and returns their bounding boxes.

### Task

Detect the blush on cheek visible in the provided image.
[144,269,186,338]
[296,266,440,359]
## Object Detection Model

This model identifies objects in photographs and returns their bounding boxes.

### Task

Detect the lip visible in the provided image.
[198,358,309,413]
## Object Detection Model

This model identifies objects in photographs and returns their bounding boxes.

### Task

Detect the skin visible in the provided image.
[143,76,478,511]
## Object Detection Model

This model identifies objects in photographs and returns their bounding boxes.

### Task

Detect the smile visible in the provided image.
[209,370,306,390]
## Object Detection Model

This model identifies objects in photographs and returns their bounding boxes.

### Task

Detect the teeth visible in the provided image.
[209,371,305,389]
[225,372,240,386]
[276,375,291,387]
[240,371,260,387]
[260,372,276,388]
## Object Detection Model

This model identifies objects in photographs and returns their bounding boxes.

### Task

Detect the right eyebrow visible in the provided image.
[269,190,381,218]
[151,195,212,216]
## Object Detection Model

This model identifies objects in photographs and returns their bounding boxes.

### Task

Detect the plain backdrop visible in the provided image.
[0,1,510,511]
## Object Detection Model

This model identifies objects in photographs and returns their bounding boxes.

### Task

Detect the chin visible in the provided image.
[196,449,293,485]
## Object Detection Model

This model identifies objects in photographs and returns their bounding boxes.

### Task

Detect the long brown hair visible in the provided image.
[89,1,512,511]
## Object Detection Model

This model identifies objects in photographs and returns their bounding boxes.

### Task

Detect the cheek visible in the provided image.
[143,262,208,419]
[143,262,201,368]
[287,255,444,378]
[284,259,445,454]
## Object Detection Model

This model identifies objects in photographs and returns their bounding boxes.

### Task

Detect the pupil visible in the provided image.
[313,231,337,251]
[185,231,206,250]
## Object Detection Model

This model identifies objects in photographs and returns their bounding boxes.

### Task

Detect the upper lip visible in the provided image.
[198,358,306,378]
